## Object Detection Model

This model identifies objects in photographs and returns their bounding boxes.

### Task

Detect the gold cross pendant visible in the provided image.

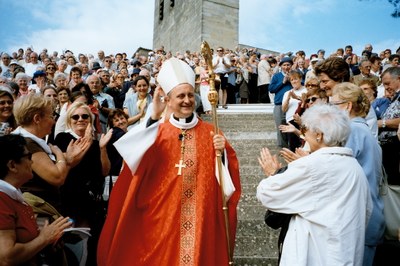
[175,159,186,175]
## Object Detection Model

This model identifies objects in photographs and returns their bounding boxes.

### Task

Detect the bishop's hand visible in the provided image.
[211,131,225,153]
[152,85,167,120]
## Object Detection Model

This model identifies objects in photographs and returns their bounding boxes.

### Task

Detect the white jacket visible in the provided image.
[257,147,372,266]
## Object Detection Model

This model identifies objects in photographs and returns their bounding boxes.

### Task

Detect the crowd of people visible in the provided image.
[0,42,399,265]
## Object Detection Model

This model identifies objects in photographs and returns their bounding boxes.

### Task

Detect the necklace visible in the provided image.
[175,129,187,175]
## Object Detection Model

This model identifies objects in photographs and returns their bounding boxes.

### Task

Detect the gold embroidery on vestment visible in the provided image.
[180,130,196,265]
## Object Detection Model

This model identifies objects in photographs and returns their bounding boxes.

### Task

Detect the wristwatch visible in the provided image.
[382,119,386,128]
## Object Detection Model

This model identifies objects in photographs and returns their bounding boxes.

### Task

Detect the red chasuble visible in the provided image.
[97,119,241,266]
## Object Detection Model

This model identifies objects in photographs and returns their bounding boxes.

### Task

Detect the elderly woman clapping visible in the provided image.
[257,104,372,266]
[0,135,72,265]
[12,93,90,211]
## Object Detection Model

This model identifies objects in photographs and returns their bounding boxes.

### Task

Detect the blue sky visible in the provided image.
[0,0,399,57]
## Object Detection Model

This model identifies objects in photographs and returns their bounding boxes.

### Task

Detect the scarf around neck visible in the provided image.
[0,179,26,204]
[12,126,56,161]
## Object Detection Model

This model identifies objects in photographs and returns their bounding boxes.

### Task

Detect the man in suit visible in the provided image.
[353,59,379,87]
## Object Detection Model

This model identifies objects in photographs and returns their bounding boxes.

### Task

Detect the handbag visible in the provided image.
[264,210,292,230]
[380,166,400,240]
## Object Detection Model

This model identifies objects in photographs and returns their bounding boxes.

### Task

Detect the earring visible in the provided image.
[316,138,320,142]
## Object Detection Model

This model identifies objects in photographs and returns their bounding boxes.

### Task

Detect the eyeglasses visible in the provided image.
[0,100,13,105]
[306,84,319,88]
[71,114,90,120]
[21,152,32,161]
[300,125,308,136]
[305,97,318,104]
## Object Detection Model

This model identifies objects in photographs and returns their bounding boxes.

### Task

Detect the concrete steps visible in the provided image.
[201,104,281,266]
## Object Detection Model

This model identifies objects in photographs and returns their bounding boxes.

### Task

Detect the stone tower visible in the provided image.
[153,0,239,53]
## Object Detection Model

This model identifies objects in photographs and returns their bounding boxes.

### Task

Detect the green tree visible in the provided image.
[360,0,399,17]
[389,0,400,17]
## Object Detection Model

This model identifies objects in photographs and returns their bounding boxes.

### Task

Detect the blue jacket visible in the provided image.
[346,117,385,246]
[372,97,390,119]
[269,72,292,105]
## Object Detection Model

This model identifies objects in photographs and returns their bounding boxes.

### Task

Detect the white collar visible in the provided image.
[0,179,26,204]
[65,129,81,139]
[12,127,55,161]
[168,113,199,129]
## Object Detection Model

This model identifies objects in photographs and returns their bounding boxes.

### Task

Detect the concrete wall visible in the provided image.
[153,0,239,54]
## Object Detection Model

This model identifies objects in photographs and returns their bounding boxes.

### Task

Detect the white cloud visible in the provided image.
[4,0,400,57]
[7,0,155,56]
[239,0,335,53]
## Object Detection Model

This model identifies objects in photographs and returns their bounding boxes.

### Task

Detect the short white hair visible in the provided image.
[15,72,31,81]
[301,104,350,147]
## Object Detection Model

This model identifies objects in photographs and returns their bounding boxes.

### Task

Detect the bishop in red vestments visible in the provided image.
[97,58,241,266]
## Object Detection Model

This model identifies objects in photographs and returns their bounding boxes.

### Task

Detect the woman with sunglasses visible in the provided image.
[0,135,72,265]
[45,62,57,86]
[279,87,328,144]
[54,101,112,265]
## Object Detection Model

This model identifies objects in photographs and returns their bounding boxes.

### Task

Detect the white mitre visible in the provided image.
[157,57,195,94]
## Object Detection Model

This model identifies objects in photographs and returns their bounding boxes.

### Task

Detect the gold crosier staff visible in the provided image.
[201,41,233,265]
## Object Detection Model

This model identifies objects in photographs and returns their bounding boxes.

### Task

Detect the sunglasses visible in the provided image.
[306,84,319,88]
[217,50,223,52]
[305,97,318,104]
[71,114,90,120]
[0,100,13,105]
[47,67,55,70]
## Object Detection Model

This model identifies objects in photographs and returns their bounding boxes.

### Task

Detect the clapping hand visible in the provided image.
[99,129,113,149]
[279,147,309,164]
[65,125,92,167]
[39,217,72,246]
[258,147,281,176]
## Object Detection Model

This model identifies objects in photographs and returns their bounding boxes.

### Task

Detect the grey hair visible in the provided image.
[382,66,400,79]
[53,72,68,83]
[301,104,351,147]
[14,72,31,81]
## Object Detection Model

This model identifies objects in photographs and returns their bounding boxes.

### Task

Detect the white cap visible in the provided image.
[157,57,195,95]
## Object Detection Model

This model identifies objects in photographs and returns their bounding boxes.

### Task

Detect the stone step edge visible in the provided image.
[201,103,275,114]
